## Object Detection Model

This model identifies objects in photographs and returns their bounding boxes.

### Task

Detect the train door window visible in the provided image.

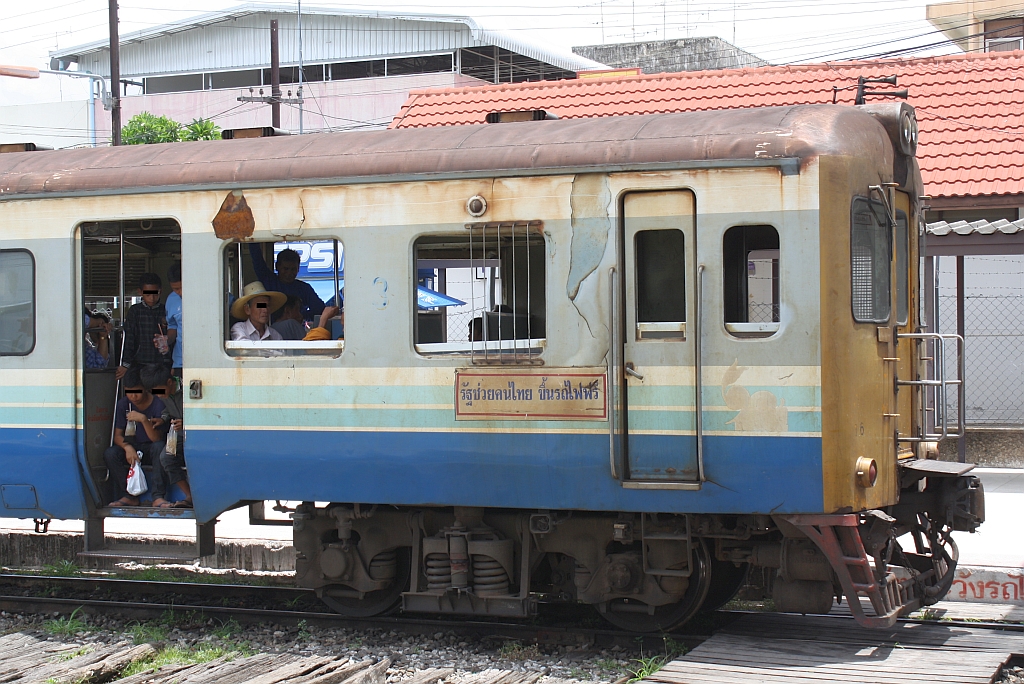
[635,229,686,339]
[895,211,909,326]
[0,250,35,355]
[723,225,779,338]
[851,198,891,323]
[414,222,545,360]
[224,240,344,357]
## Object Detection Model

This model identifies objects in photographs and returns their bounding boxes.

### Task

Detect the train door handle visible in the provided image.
[625,363,644,380]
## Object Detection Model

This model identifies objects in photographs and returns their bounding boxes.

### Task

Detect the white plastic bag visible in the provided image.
[126,457,148,497]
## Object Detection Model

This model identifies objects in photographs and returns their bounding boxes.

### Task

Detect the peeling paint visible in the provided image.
[567,174,612,301]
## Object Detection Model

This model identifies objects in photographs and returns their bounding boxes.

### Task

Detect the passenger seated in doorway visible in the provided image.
[272,296,308,340]
[302,305,341,341]
[84,310,112,369]
[249,244,325,321]
[103,368,170,508]
[230,281,287,355]
[141,363,192,509]
[116,273,171,379]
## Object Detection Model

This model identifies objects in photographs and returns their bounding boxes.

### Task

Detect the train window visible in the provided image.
[414,223,545,359]
[851,198,892,323]
[634,229,686,339]
[0,250,34,355]
[896,211,909,326]
[723,226,779,338]
[223,240,344,357]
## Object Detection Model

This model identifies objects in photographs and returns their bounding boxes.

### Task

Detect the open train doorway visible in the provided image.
[80,219,184,510]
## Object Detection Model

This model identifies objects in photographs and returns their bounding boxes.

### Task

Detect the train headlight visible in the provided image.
[856,457,878,488]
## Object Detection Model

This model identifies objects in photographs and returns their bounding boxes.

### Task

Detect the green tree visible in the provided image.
[182,118,221,141]
[121,112,182,145]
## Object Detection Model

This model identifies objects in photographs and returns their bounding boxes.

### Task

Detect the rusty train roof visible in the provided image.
[0,105,892,200]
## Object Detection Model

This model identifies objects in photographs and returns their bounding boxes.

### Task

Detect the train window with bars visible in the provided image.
[0,250,35,355]
[223,240,344,358]
[723,225,780,338]
[851,198,892,323]
[895,211,910,326]
[414,223,545,360]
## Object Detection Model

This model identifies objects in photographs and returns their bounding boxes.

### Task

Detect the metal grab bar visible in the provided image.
[608,266,619,480]
[896,332,965,441]
[695,264,705,483]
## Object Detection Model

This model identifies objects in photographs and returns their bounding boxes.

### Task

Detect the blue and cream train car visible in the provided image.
[0,103,983,630]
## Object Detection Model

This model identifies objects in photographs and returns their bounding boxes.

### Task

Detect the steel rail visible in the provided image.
[0,576,700,651]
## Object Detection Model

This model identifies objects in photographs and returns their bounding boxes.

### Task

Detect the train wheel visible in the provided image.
[599,539,712,633]
[699,559,750,614]
[320,548,410,618]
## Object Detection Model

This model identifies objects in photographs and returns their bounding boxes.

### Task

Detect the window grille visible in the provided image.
[851,198,892,323]
[414,221,545,363]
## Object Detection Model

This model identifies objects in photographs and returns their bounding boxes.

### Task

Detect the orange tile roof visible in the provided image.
[390,51,1024,199]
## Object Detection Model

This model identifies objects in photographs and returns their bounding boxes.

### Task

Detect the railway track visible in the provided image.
[0,574,699,651]
[2,574,1022,683]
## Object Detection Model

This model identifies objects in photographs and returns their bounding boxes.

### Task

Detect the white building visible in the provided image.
[2,4,604,148]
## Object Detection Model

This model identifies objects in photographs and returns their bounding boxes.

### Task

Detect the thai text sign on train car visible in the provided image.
[455,368,607,420]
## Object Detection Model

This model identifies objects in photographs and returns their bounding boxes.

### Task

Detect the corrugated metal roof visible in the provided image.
[927,218,1024,236]
[389,49,1024,200]
[51,4,604,77]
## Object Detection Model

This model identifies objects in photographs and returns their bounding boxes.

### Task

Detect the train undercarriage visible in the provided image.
[292,465,984,632]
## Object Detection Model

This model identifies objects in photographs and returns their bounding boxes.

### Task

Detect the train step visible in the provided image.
[97,506,196,520]
[78,516,215,564]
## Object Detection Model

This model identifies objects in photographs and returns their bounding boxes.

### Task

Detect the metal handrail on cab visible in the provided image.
[608,266,619,480]
[896,332,965,442]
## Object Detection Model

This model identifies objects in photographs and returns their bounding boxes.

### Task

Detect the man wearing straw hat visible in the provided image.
[230,282,287,355]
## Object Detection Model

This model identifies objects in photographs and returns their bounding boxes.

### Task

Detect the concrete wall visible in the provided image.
[572,37,767,74]
[0,99,95,149]
[3,72,483,149]
[940,430,1024,467]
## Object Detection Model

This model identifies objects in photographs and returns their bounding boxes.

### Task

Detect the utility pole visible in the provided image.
[108,0,121,145]
[297,0,303,135]
[238,20,301,127]
[270,19,281,127]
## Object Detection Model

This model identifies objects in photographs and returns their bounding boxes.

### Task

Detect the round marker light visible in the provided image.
[856,457,878,488]
[466,195,487,217]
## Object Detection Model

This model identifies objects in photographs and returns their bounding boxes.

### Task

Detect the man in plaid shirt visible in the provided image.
[116,273,171,379]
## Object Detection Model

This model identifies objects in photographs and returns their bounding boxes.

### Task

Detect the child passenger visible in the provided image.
[103,368,170,507]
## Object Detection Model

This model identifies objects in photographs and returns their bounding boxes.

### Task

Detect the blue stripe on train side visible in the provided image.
[185,430,823,522]
[0,428,87,520]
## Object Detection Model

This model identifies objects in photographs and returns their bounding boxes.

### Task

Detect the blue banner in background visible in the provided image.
[275,241,343,280]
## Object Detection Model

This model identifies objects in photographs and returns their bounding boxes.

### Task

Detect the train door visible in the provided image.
[620,191,699,481]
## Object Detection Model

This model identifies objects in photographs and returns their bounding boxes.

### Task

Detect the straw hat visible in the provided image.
[231,281,287,320]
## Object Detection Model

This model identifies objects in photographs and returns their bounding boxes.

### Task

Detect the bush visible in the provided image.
[122,114,220,144]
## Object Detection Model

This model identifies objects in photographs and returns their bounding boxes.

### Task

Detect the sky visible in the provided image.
[0,0,978,106]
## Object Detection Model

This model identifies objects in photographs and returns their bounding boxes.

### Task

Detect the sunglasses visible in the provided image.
[142,290,160,295]
[255,302,268,309]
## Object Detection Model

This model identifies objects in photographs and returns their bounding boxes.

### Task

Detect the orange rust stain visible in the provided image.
[212,191,255,240]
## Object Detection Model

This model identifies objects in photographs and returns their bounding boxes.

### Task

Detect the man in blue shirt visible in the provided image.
[248,244,325,321]
[165,263,183,376]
